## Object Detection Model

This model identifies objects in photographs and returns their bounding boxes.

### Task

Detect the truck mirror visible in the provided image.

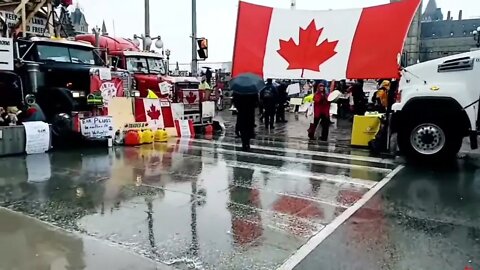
[111,57,119,69]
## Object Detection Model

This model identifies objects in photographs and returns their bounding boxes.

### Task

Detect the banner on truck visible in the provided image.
[0,37,14,71]
[0,10,49,35]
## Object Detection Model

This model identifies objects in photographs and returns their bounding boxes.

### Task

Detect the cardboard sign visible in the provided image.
[159,82,172,95]
[23,121,50,154]
[80,116,114,138]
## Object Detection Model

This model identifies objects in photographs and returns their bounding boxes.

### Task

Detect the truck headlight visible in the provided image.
[132,90,140,97]
[71,91,86,98]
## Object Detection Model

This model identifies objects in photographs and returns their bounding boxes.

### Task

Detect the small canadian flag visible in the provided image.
[232,0,420,79]
[134,98,175,129]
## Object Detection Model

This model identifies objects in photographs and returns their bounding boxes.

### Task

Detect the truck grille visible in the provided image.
[437,57,474,73]
[111,71,131,93]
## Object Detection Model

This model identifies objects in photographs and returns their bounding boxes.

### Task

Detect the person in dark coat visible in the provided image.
[351,79,366,116]
[260,79,278,130]
[233,93,258,151]
[276,82,289,123]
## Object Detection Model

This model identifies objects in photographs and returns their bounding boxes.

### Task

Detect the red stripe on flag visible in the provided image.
[232,1,273,78]
[134,98,147,122]
[346,0,421,79]
[161,105,175,128]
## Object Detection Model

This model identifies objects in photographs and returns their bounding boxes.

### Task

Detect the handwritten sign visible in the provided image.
[159,82,172,95]
[23,121,50,154]
[0,10,49,35]
[81,116,114,138]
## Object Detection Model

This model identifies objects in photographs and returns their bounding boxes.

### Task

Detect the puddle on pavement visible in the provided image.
[0,208,164,270]
[0,140,381,269]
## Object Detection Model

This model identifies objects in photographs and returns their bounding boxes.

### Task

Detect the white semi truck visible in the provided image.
[392,49,480,161]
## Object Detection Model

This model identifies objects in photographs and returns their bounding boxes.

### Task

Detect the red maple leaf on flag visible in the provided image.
[186,92,197,104]
[277,20,339,78]
[147,103,161,120]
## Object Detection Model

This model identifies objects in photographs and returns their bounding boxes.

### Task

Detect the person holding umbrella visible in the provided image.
[229,73,265,151]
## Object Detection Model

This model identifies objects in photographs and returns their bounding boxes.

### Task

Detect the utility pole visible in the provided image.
[191,0,198,76]
[145,0,150,38]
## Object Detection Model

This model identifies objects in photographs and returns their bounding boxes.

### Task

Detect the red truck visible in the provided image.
[75,34,166,98]
[75,34,213,126]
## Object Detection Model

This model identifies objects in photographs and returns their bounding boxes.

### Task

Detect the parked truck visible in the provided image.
[392,49,480,161]
[0,36,130,143]
[75,34,214,126]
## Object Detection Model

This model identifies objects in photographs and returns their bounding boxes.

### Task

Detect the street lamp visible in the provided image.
[133,34,163,51]
[473,26,480,48]
[165,49,171,74]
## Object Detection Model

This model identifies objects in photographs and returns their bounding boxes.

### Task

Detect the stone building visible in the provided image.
[70,5,88,34]
[419,3,480,62]
[393,0,480,65]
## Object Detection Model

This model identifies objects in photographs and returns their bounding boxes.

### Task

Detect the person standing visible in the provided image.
[308,82,330,141]
[199,76,212,101]
[260,79,278,130]
[233,93,258,151]
[276,82,288,123]
[351,79,366,116]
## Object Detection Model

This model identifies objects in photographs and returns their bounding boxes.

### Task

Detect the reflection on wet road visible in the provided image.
[0,138,397,269]
[295,160,480,270]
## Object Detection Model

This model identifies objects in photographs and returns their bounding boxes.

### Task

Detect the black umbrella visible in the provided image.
[229,73,265,95]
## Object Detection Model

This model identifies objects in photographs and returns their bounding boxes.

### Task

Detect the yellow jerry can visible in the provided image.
[350,115,382,147]
[154,129,169,142]
[141,129,154,144]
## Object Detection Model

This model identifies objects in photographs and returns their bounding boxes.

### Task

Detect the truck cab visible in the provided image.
[9,37,128,138]
[75,35,167,97]
[392,49,480,161]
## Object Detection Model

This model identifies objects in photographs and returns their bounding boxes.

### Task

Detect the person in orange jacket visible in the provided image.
[374,80,390,112]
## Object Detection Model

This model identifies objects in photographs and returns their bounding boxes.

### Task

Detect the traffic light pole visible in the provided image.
[145,0,150,37]
[191,0,198,76]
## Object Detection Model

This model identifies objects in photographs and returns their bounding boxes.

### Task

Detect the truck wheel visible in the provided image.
[398,116,462,162]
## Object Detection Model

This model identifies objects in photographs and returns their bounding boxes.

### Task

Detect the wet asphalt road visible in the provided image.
[0,112,479,270]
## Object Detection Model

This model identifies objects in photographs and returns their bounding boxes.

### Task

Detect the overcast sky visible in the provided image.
[74,0,480,64]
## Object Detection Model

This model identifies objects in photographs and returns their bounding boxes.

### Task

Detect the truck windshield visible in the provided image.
[37,44,98,65]
[126,56,166,75]
[147,58,166,74]
[126,57,148,73]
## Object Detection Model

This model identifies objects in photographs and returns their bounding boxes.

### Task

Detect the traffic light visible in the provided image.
[197,38,208,60]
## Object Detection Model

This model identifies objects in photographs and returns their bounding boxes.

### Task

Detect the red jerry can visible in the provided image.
[124,130,141,146]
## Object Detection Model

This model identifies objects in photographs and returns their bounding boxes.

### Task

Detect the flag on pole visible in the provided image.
[232,0,420,80]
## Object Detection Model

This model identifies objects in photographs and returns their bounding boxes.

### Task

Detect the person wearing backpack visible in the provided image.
[260,79,278,130]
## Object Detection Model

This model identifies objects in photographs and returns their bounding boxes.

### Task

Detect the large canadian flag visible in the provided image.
[232,0,420,80]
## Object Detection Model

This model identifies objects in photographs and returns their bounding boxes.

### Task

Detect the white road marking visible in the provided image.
[193,138,395,165]
[277,165,405,270]
[185,144,393,173]
[223,160,377,189]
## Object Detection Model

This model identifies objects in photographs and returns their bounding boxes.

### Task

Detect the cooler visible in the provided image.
[350,115,382,147]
